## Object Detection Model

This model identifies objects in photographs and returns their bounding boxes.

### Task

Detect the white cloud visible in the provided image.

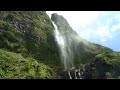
[96,26,110,37]
[77,28,95,40]
[100,38,107,42]
[114,14,120,22]
[46,11,120,51]
[111,24,120,32]
[47,11,114,43]
[46,11,103,31]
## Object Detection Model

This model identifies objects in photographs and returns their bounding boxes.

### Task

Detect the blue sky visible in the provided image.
[47,11,120,51]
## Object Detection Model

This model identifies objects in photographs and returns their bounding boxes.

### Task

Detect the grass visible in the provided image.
[0,49,56,79]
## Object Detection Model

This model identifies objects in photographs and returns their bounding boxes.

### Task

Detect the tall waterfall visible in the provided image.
[52,21,74,70]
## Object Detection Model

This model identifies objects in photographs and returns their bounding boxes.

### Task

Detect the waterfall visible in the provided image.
[68,71,72,79]
[67,69,83,79]
[52,21,83,79]
[75,70,77,79]
[78,69,82,79]
[52,21,74,70]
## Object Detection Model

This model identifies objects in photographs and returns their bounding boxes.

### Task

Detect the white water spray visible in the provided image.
[75,70,77,79]
[52,21,74,70]
[68,71,72,79]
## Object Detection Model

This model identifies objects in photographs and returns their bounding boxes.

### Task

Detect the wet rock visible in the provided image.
[55,70,69,79]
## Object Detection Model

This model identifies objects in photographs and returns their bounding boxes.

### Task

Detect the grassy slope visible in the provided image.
[0,49,57,79]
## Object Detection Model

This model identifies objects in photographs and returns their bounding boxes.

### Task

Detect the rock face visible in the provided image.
[51,13,77,35]
[0,11,62,79]
[55,62,95,79]
[51,13,119,79]
[51,13,113,69]
[0,11,61,67]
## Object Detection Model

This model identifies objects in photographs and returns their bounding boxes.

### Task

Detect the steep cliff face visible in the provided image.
[0,11,61,67]
[0,11,61,79]
[51,13,120,79]
[51,13,113,68]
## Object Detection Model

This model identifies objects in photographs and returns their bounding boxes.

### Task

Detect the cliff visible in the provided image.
[0,11,61,79]
[51,13,113,67]
[0,11,120,79]
[51,13,120,79]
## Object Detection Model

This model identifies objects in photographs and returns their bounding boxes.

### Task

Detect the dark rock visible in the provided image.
[35,53,44,60]
[55,70,70,79]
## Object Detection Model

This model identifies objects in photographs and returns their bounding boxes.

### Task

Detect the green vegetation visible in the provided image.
[0,49,56,79]
[95,52,120,78]
[0,11,62,79]
[0,11,61,67]
[95,52,120,66]
[0,11,120,79]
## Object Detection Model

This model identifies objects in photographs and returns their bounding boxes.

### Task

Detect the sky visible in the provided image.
[46,11,120,51]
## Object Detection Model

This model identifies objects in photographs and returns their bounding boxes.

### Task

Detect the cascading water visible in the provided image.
[52,21,74,70]
[52,21,83,79]
[78,69,82,79]
[75,70,77,79]
[68,71,72,79]
[51,13,85,79]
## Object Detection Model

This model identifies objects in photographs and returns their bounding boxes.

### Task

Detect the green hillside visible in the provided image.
[0,49,57,79]
[0,11,119,79]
